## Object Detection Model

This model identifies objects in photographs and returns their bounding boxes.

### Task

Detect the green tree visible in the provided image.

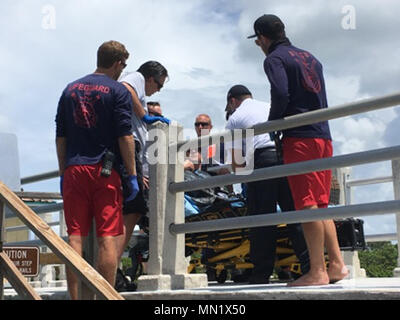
[358,242,398,277]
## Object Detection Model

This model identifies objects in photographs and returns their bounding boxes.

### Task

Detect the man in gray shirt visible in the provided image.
[115,61,170,288]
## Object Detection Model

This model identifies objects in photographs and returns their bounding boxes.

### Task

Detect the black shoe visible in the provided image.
[115,268,130,292]
[248,274,270,284]
[125,282,137,292]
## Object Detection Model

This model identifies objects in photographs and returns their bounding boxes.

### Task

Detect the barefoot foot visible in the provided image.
[328,264,349,284]
[287,271,329,287]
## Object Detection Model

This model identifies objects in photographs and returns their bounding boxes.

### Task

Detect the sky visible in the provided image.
[0,0,399,236]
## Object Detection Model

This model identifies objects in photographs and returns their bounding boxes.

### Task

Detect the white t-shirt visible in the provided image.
[119,71,149,175]
[225,98,274,166]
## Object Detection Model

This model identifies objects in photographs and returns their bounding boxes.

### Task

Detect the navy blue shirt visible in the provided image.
[264,40,331,140]
[55,73,133,168]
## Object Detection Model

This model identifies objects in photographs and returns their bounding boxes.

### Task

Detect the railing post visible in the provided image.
[391,159,400,277]
[342,167,352,206]
[164,123,207,289]
[137,122,207,291]
[333,168,366,279]
[137,122,171,290]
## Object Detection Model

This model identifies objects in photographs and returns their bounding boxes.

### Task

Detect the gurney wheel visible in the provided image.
[217,269,228,284]
[206,268,217,282]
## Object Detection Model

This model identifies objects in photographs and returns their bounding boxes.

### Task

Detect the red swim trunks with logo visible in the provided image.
[282,137,332,210]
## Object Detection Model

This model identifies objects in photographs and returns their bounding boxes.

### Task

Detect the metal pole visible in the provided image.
[31,202,64,214]
[170,200,400,235]
[20,170,59,185]
[391,159,400,277]
[346,176,393,188]
[170,145,400,193]
[366,233,397,243]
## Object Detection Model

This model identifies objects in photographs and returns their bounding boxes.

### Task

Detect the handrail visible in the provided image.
[0,182,123,300]
[173,91,400,150]
[170,145,400,193]
[144,91,400,290]
[170,200,400,235]
[20,170,59,185]
[9,91,400,293]
[346,176,394,187]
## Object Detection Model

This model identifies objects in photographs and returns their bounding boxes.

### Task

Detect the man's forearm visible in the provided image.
[55,137,67,176]
[118,135,137,176]
[122,82,146,119]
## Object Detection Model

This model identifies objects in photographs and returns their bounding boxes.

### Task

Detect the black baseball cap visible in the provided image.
[247,14,285,39]
[226,85,252,108]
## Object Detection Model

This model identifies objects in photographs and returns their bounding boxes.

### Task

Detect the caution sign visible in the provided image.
[3,246,40,277]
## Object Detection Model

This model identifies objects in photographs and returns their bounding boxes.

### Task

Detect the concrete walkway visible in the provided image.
[3,277,400,300]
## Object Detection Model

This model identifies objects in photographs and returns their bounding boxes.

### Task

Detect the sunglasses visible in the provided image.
[120,61,127,69]
[194,122,210,127]
[153,77,163,90]
[149,111,163,117]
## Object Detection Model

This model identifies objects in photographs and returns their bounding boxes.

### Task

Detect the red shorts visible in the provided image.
[282,137,332,211]
[62,163,123,237]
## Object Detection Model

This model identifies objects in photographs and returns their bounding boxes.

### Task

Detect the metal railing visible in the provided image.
[141,91,400,290]
[3,91,400,292]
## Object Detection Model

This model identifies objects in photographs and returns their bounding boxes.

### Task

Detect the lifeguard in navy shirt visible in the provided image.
[263,36,331,140]
[55,40,138,300]
[248,15,348,287]
[56,73,133,167]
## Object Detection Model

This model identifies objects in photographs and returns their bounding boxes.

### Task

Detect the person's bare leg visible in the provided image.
[96,236,119,286]
[66,235,85,300]
[322,219,348,283]
[116,213,142,262]
[288,205,329,287]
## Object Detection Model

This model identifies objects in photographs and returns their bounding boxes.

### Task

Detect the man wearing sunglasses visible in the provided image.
[115,61,170,289]
[55,40,138,299]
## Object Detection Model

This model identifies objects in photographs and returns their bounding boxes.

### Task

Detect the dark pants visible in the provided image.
[247,148,310,278]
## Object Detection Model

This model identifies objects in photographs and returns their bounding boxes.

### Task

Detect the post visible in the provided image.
[342,167,352,206]
[137,122,171,290]
[164,123,207,289]
[334,168,366,279]
[392,159,400,277]
[137,122,207,290]
[0,201,5,299]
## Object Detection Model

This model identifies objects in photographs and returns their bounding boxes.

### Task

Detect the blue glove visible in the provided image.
[269,132,276,142]
[125,175,139,202]
[142,114,170,125]
[60,175,64,196]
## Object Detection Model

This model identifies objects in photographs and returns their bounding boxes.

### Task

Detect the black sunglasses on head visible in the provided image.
[194,122,210,127]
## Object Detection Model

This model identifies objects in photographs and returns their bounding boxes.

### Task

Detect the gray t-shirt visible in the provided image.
[119,71,149,176]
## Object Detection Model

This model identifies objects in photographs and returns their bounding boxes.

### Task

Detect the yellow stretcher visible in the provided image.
[185,202,366,283]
